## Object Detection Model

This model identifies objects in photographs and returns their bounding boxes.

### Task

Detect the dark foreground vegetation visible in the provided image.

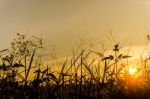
[1,33,150,99]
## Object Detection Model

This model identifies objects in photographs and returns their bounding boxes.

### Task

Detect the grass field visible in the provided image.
[0,33,150,99]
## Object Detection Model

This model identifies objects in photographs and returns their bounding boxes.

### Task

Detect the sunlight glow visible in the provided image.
[129,67,137,75]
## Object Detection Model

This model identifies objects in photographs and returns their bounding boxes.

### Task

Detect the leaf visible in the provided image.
[82,59,96,81]
[122,55,132,59]
[102,57,111,60]
[58,59,68,83]
[118,54,123,59]
[60,73,72,77]
[34,69,41,73]
[46,73,57,81]
[109,55,114,60]
[25,49,36,80]
[42,68,49,74]
[113,43,119,51]
[0,49,9,53]
[12,63,24,68]
[66,49,85,73]
[102,55,114,60]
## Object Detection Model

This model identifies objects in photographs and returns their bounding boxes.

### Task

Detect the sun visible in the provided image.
[129,67,137,75]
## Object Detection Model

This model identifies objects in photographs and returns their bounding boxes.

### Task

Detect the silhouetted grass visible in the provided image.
[0,33,150,99]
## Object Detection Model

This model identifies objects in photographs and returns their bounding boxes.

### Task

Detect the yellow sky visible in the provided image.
[0,0,150,56]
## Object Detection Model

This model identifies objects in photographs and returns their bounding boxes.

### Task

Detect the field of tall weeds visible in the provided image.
[0,33,150,99]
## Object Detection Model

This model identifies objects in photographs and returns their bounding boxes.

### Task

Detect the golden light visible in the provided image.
[129,67,137,75]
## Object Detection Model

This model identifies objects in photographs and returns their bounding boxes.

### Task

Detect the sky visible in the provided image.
[0,0,150,57]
